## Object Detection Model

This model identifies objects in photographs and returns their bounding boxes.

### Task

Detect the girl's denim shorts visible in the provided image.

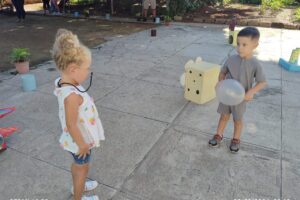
[70,149,92,165]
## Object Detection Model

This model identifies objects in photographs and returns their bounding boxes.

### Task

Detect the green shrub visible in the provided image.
[240,0,294,5]
[295,7,300,21]
[168,0,187,16]
[69,0,94,5]
[165,15,172,21]
[270,0,284,11]
[168,0,221,17]
[260,0,268,14]
[260,0,284,13]
[223,0,236,5]
[282,0,295,5]
[240,0,261,4]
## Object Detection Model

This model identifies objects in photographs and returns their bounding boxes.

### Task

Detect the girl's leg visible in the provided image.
[50,1,54,13]
[12,0,21,19]
[216,114,230,136]
[71,163,89,200]
[42,0,47,13]
[50,0,56,12]
[54,0,60,12]
[20,0,25,19]
[58,0,64,11]
[46,0,50,11]
[42,0,46,11]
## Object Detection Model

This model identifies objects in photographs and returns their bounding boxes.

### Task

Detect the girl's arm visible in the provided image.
[64,93,90,158]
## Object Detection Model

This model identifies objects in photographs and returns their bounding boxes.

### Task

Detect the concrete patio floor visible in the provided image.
[0,23,299,200]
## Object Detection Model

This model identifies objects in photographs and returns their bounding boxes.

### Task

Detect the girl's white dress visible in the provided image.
[54,78,105,153]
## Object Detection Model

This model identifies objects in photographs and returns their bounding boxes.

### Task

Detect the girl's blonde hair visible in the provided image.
[52,29,91,71]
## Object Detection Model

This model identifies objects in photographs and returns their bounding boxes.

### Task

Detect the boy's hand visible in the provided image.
[77,142,91,159]
[244,91,254,101]
[244,81,266,102]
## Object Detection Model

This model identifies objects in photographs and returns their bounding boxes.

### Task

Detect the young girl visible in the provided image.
[53,29,105,200]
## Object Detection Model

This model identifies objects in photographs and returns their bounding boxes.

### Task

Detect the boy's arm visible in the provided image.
[218,71,227,81]
[245,61,267,101]
[218,60,230,82]
[64,93,90,157]
[244,81,267,101]
[215,67,228,89]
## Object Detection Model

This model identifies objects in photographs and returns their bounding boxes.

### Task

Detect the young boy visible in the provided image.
[209,27,267,153]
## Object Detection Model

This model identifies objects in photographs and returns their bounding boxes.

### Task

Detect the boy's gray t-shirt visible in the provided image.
[217,54,266,120]
[221,54,266,91]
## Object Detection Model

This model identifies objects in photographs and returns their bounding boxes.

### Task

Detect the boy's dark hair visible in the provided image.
[238,27,260,40]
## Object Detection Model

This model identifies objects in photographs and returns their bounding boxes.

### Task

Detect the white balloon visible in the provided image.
[180,73,185,87]
[216,79,245,106]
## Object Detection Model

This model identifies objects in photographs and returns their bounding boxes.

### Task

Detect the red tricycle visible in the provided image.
[0,107,18,152]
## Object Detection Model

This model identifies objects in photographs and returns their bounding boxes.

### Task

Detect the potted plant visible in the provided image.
[10,48,30,74]
[165,16,172,26]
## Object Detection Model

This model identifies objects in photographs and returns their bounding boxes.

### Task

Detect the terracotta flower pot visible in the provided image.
[14,61,29,74]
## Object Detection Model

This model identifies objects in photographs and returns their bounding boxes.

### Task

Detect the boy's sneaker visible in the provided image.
[229,138,240,153]
[82,195,99,200]
[208,134,223,147]
[71,180,98,195]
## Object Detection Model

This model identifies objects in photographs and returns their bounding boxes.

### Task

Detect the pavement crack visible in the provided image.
[279,28,283,200]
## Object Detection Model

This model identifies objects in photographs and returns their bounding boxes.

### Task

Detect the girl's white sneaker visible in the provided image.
[71,180,98,194]
[81,195,99,200]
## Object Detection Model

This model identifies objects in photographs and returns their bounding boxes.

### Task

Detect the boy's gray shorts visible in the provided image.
[217,101,246,121]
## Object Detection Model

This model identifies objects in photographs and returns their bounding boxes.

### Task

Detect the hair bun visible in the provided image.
[55,28,80,50]
[52,29,91,71]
